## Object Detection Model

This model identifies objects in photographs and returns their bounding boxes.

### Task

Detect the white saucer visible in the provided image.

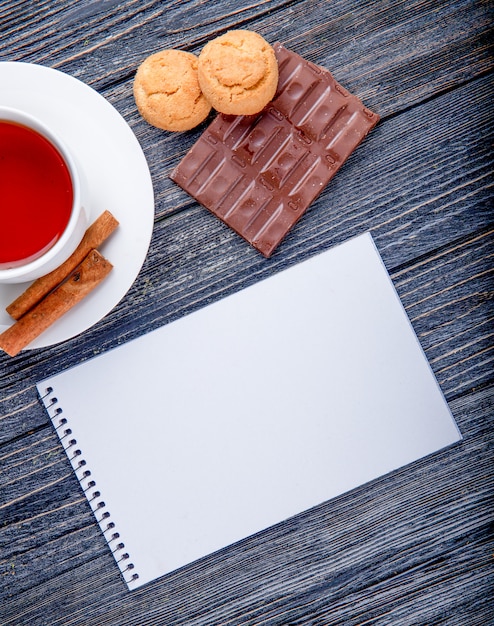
[0,62,154,350]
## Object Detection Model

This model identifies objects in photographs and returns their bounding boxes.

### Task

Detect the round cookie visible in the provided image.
[198,30,278,116]
[133,49,211,132]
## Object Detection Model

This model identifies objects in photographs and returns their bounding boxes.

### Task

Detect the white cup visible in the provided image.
[0,106,89,284]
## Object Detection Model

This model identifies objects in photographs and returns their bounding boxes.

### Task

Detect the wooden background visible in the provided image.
[1,0,493,624]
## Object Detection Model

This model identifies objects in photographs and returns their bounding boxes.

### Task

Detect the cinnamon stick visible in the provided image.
[6,210,119,320]
[0,250,113,357]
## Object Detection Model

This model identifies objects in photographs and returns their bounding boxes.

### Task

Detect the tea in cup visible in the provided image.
[0,106,89,284]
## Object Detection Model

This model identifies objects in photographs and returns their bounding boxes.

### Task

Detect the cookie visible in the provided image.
[197,30,278,116]
[133,49,212,132]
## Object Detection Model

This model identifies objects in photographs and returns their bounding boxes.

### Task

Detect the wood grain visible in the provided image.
[0,0,492,623]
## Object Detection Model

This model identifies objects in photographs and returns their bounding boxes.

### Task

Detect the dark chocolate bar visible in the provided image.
[171,43,379,257]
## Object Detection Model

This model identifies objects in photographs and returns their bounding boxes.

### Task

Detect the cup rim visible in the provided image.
[0,105,82,280]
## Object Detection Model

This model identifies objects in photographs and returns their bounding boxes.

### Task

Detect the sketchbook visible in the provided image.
[37,233,461,590]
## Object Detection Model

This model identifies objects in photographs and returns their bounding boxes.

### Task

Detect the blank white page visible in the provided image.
[37,233,461,590]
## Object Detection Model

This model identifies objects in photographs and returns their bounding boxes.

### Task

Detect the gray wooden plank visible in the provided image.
[1,0,491,115]
[1,0,493,623]
[1,384,491,624]
[393,229,494,398]
[76,0,494,119]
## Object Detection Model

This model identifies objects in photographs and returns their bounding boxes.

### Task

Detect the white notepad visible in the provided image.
[37,233,461,590]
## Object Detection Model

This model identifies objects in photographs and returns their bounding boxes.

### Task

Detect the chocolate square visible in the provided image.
[170,43,379,257]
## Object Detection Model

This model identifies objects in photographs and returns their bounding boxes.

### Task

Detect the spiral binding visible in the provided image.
[41,387,140,586]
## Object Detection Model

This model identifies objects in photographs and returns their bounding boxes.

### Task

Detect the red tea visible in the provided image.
[0,120,73,266]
